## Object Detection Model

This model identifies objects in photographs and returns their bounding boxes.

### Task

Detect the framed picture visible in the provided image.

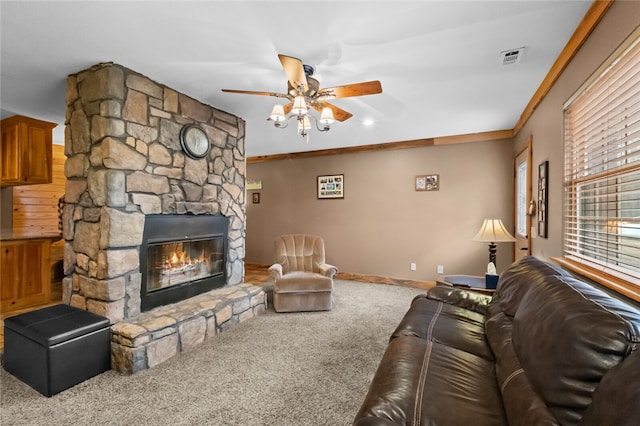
[252,192,260,204]
[415,174,439,191]
[537,161,549,238]
[317,174,344,199]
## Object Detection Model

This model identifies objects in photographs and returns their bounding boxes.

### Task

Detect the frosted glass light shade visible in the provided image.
[270,105,286,123]
[291,96,307,115]
[298,115,311,132]
[319,107,335,125]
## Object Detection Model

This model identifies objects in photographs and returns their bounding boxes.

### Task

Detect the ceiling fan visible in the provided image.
[221,54,382,138]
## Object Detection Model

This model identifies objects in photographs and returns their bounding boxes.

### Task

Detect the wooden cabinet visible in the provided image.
[1,238,52,313]
[1,115,56,187]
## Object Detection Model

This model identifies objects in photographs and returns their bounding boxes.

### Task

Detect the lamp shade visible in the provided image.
[297,115,311,132]
[472,219,516,242]
[291,95,307,115]
[319,107,335,125]
[270,104,286,123]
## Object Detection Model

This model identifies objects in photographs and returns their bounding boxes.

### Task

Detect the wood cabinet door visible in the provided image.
[0,122,22,184]
[23,123,52,184]
[1,240,51,312]
[1,116,54,187]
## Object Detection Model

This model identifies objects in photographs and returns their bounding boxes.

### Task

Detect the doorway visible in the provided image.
[514,136,532,261]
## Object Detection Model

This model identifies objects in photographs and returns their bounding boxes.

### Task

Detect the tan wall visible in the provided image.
[246,138,514,281]
[515,0,640,261]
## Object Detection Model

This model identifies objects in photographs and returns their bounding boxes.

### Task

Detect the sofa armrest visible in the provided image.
[318,263,338,279]
[427,285,492,315]
[268,263,283,281]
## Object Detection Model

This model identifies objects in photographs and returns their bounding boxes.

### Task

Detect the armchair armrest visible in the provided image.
[268,263,283,281]
[318,263,338,279]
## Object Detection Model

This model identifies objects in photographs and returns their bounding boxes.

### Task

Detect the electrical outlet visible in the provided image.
[437,265,444,274]
[410,263,417,271]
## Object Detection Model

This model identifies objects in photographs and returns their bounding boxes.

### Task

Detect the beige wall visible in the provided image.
[246,138,514,281]
[246,1,639,282]
[515,0,640,261]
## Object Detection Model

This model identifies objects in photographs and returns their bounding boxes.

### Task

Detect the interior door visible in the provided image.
[514,137,532,261]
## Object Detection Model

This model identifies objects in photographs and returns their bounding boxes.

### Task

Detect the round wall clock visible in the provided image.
[179,124,210,159]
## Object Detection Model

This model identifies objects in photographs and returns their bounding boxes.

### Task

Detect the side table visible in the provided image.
[436,274,496,294]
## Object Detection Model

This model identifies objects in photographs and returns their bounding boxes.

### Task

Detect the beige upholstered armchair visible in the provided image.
[268,234,338,313]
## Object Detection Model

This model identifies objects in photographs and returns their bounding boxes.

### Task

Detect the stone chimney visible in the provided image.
[62,62,246,322]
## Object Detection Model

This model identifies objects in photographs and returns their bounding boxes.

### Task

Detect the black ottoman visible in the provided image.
[3,304,111,397]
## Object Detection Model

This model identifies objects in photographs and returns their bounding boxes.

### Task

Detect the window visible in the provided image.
[516,161,528,237]
[563,28,640,284]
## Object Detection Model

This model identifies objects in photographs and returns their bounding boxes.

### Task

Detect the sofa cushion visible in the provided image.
[512,274,640,425]
[580,349,640,425]
[392,294,494,361]
[427,285,492,315]
[488,256,568,318]
[486,311,560,426]
[354,335,506,426]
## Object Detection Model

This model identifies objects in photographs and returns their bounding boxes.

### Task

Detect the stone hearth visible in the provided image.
[61,62,263,373]
[111,284,265,373]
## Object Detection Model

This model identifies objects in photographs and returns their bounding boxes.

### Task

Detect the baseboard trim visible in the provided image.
[245,263,435,290]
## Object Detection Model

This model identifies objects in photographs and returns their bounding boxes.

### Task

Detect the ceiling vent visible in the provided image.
[499,47,526,66]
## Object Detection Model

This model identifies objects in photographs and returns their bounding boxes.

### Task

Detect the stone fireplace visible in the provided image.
[61,62,266,373]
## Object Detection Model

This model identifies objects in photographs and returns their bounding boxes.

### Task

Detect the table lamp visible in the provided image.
[472,218,516,265]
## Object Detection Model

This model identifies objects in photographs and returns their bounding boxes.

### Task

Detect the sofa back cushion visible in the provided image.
[512,274,640,425]
[489,256,568,318]
[485,311,560,426]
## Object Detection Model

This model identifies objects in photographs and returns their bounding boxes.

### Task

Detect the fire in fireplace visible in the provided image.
[147,238,224,290]
[140,215,228,312]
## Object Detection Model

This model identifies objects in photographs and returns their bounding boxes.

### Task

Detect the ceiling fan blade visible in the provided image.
[317,80,382,100]
[221,89,288,99]
[278,54,308,92]
[313,101,353,122]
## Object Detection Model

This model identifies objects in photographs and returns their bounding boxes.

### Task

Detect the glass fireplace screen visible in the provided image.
[146,237,224,292]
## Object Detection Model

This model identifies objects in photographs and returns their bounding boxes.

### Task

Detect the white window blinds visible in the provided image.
[564,29,640,283]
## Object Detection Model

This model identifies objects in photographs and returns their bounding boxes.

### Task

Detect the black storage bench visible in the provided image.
[3,304,111,397]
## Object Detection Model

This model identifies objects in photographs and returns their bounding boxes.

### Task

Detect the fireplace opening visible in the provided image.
[147,237,224,291]
[140,215,228,312]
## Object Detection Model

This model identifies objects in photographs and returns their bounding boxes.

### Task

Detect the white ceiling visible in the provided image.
[0,1,592,157]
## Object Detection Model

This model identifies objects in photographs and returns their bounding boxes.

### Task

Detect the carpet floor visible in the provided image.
[0,280,425,426]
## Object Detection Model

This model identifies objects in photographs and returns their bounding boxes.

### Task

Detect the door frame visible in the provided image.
[513,135,533,259]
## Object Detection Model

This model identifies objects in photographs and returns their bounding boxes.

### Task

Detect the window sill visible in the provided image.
[551,257,640,302]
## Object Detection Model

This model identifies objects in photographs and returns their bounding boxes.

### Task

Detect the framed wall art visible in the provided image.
[415,174,439,191]
[252,192,260,204]
[537,161,549,238]
[317,174,344,199]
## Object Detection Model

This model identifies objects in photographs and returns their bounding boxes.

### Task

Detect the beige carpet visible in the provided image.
[0,280,424,426]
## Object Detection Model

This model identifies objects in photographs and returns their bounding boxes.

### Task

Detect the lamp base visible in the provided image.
[488,243,497,266]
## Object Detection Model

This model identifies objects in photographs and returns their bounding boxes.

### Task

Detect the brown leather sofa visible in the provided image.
[354,256,640,425]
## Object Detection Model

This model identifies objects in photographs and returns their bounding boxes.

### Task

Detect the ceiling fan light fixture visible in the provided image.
[292,95,308,115]
[270,104,286,123]
[319,107,335,125]
[223,54,382,142]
